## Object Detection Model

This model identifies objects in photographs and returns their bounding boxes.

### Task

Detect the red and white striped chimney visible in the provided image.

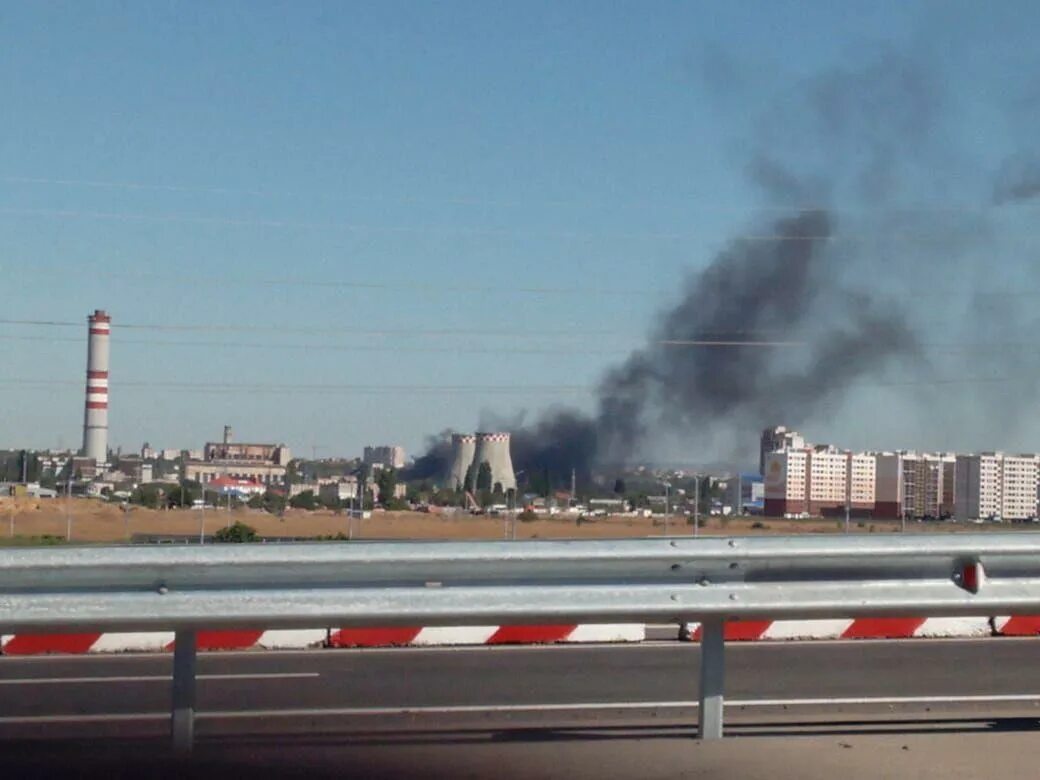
[83,310,111,464]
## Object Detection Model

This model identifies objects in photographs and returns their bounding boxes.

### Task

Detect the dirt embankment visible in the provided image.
[0,498,1015,544]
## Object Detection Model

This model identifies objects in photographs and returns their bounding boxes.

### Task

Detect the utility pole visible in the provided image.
[65,473,72,542]
[663,481,671,536]
[694,475,700,537]
[570,468,576,509]
[199,474,206,545]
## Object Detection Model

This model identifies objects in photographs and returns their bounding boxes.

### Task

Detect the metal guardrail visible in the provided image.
[1,534,1039,750]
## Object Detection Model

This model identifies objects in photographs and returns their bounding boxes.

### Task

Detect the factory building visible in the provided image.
[183,426,291,485]
[444,432,516,492]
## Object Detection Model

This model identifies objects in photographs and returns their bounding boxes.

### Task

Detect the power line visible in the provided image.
[0,378,594,395]
[6,175,1029,214]
[3,205,1017,243]
[1,374,1039,396]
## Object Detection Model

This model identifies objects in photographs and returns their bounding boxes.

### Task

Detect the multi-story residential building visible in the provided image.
[1001,455,1038,520]
[807,446,848,514]
[848,452,877,511]
[759,426,806,475]
[363,445,406,469]
[761,445,873,520]
[956,453,1039,521]
[763,448,808,516]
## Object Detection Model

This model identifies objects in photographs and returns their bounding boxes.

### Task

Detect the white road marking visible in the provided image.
[1,694,1039,724]
[0,672,320,685]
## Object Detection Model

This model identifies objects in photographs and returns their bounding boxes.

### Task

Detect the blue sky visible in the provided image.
[2,1,1039,460]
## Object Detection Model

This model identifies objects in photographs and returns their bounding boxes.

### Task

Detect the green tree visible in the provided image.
[476,462,493,492]
[376,468,398,506]
[463,462,477,492]
[261,489,287,514]
[214,521,259,543]
[167,480,201,508]
[613,478,627,495]
[129,484,165,509]
[289,490,318,510]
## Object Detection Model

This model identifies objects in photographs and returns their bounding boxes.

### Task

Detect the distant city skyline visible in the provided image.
[4,2,1040,461]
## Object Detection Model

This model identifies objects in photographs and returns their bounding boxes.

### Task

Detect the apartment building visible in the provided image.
[848,452,877,511]
[765,446,861,517]
[763,448,808,516]
[955,453,1039,521]
[759,426,806,475]
[363,445,406,470]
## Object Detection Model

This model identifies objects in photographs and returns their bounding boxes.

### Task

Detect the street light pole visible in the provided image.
[65,473,72,542]
[662,481,671,536]
[694,475,700,537]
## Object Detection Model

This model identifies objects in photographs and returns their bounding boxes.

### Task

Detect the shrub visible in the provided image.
[214,521,258,543]
[750,521,766,530]
[518,509,538,522]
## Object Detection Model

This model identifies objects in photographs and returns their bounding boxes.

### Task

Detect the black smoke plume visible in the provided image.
[411,208,918,490]
[412,44,1040,489]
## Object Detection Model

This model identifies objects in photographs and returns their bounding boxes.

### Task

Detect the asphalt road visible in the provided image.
[3,638,1040,778]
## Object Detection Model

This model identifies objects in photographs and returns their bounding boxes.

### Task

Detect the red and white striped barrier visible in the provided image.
[0,624,644,655]
[681,617,994,641]
[6,616,1040,655]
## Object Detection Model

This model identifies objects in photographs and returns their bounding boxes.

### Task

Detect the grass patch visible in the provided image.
[0,535,68,547]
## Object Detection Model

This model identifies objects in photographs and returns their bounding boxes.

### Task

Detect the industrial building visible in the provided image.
[444,432,516,492]
[183,426,291,485]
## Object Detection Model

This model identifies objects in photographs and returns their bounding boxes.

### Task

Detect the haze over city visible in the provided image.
[4,1,1040,468]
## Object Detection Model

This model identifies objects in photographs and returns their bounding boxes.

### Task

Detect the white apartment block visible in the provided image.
[955,453,1039,521]
[760,426,807,475]
[765,447,862,516]
[808,447,848,506]
[848,452,877,507]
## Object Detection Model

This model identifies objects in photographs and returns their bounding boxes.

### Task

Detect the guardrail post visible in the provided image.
[172,629,197,754]
[698,618,725,740]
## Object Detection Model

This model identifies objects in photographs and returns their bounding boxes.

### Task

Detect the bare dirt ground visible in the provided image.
[0,497,1025,544]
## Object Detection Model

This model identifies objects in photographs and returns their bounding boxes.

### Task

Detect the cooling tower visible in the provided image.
[446,434,477,490]
[82,309,111,465]
[473,432,517,492]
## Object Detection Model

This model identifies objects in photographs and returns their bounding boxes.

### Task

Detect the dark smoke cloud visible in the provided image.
[594,210,919,461]
[993,154,1040,204]
[414,44,1040,486]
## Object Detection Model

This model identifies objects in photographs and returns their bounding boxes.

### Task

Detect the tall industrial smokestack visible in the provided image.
[83,309,111,465]
[446,434,476,489]
[473,432,517,492]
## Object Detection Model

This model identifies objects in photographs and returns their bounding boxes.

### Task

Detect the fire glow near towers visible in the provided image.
[82,309,111,465]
